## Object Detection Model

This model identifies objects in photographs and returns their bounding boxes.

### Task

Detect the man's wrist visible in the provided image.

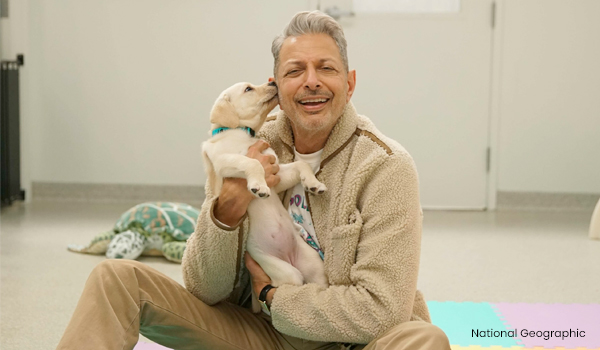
[258,284,276,315]
[214,180,253,226]
[214,197,246,226]
[210,197,246,230]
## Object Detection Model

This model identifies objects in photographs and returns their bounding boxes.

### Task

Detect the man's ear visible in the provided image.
[210,94,239,128]
[346,70,356,103]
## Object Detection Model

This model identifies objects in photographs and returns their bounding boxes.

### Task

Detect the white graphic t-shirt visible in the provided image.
[288,148,325,260]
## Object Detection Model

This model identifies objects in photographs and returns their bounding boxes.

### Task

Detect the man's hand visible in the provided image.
[214,140,281,226]
[244,252,277,306]
[245,140,280,189]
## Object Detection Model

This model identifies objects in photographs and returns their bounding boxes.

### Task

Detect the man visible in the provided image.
[57,10,450,350]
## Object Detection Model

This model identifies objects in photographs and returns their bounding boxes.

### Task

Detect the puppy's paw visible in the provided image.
[247,180,271,198]
[302,177,327,195]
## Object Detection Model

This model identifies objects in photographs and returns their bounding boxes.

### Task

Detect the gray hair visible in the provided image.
[271,11,349,78]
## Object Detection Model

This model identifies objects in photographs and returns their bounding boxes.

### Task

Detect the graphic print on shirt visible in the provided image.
[288,148,325,260]
[291,212,304,224]
[289,186,324,260]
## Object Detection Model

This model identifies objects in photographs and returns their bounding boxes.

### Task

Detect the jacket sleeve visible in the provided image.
[181,193,249,306]
[270,152,423,343]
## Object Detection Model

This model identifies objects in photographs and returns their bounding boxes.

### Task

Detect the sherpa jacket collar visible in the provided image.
[272,102,360,172]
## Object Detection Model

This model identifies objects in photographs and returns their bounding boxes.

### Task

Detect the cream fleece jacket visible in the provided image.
[182,102,430,344]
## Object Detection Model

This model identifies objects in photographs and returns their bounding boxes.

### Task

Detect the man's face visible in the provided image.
[275,33,356,136]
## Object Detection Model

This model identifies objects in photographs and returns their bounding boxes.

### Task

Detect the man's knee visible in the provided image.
[417,323,450,347]
[90,259,146,281]
[93,258,140,271]
[365,321,450,350]
[400,322,450,349]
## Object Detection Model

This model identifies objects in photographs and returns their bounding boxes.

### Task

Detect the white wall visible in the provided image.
[496,0,600,194]
[25,0,306,186]
[12,0,600,200]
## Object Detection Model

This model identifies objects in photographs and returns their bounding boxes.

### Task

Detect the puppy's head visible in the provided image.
[209,82,278,132]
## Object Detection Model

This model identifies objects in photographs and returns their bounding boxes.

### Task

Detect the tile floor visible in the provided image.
[1,201,599,349]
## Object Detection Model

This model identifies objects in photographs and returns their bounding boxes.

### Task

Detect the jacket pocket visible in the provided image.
[326,209,363,285]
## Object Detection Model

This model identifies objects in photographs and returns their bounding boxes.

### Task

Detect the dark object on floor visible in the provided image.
[1,55,25,206]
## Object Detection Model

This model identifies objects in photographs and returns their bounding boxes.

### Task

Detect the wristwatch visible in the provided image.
[258,284,275,315]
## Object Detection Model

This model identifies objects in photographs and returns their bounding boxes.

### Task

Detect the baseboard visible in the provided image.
[31,183,600,212]
[32,182,205,205]
[497,191,600,211]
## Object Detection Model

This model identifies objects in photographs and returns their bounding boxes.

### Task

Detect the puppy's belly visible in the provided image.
[247,196,299,265]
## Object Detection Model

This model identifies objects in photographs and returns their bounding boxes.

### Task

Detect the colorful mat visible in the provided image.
[134,302,600,350]
[430,302,600,349]
[451,347,596,350]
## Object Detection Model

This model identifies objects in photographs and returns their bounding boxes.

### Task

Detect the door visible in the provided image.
[312,0,494,209]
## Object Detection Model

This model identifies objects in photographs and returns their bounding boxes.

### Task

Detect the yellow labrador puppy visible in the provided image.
[202,82,329,313]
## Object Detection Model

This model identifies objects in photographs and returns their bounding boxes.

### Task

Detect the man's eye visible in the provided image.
[244,86,254,92]
[287,70,300,76]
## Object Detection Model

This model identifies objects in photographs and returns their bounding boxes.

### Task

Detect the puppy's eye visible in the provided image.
[244,86,254,92]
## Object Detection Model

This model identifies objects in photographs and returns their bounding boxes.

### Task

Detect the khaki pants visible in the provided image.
[56,260,451,350]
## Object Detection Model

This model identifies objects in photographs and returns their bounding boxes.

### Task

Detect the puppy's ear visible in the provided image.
[210,94,239,128]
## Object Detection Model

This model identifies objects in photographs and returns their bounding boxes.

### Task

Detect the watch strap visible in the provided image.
[259,284,275,302]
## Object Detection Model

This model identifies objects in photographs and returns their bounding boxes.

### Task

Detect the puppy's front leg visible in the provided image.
[272,163,301,193]
[273,161,327,195]
[212,154,270,198]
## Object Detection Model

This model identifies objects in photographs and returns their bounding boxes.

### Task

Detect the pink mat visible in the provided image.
[492,303,600,348]
[133,342,172,350]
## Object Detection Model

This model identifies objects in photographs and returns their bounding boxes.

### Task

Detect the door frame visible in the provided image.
[309,0,503,210]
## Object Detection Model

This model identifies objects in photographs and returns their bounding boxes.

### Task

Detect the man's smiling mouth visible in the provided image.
[297,97,330,111]
[299,98,329,105]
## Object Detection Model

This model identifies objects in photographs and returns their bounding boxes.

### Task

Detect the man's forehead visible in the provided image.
[284,58,337,66]
[279,34,341,65]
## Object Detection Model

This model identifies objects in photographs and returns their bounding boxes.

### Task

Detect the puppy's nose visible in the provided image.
[268,81,277,87]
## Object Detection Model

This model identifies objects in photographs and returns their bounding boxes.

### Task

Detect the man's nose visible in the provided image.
[304,67,321,90]
[268,81,277,87]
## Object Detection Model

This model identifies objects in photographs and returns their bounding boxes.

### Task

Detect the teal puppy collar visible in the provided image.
[212,126,256,137]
